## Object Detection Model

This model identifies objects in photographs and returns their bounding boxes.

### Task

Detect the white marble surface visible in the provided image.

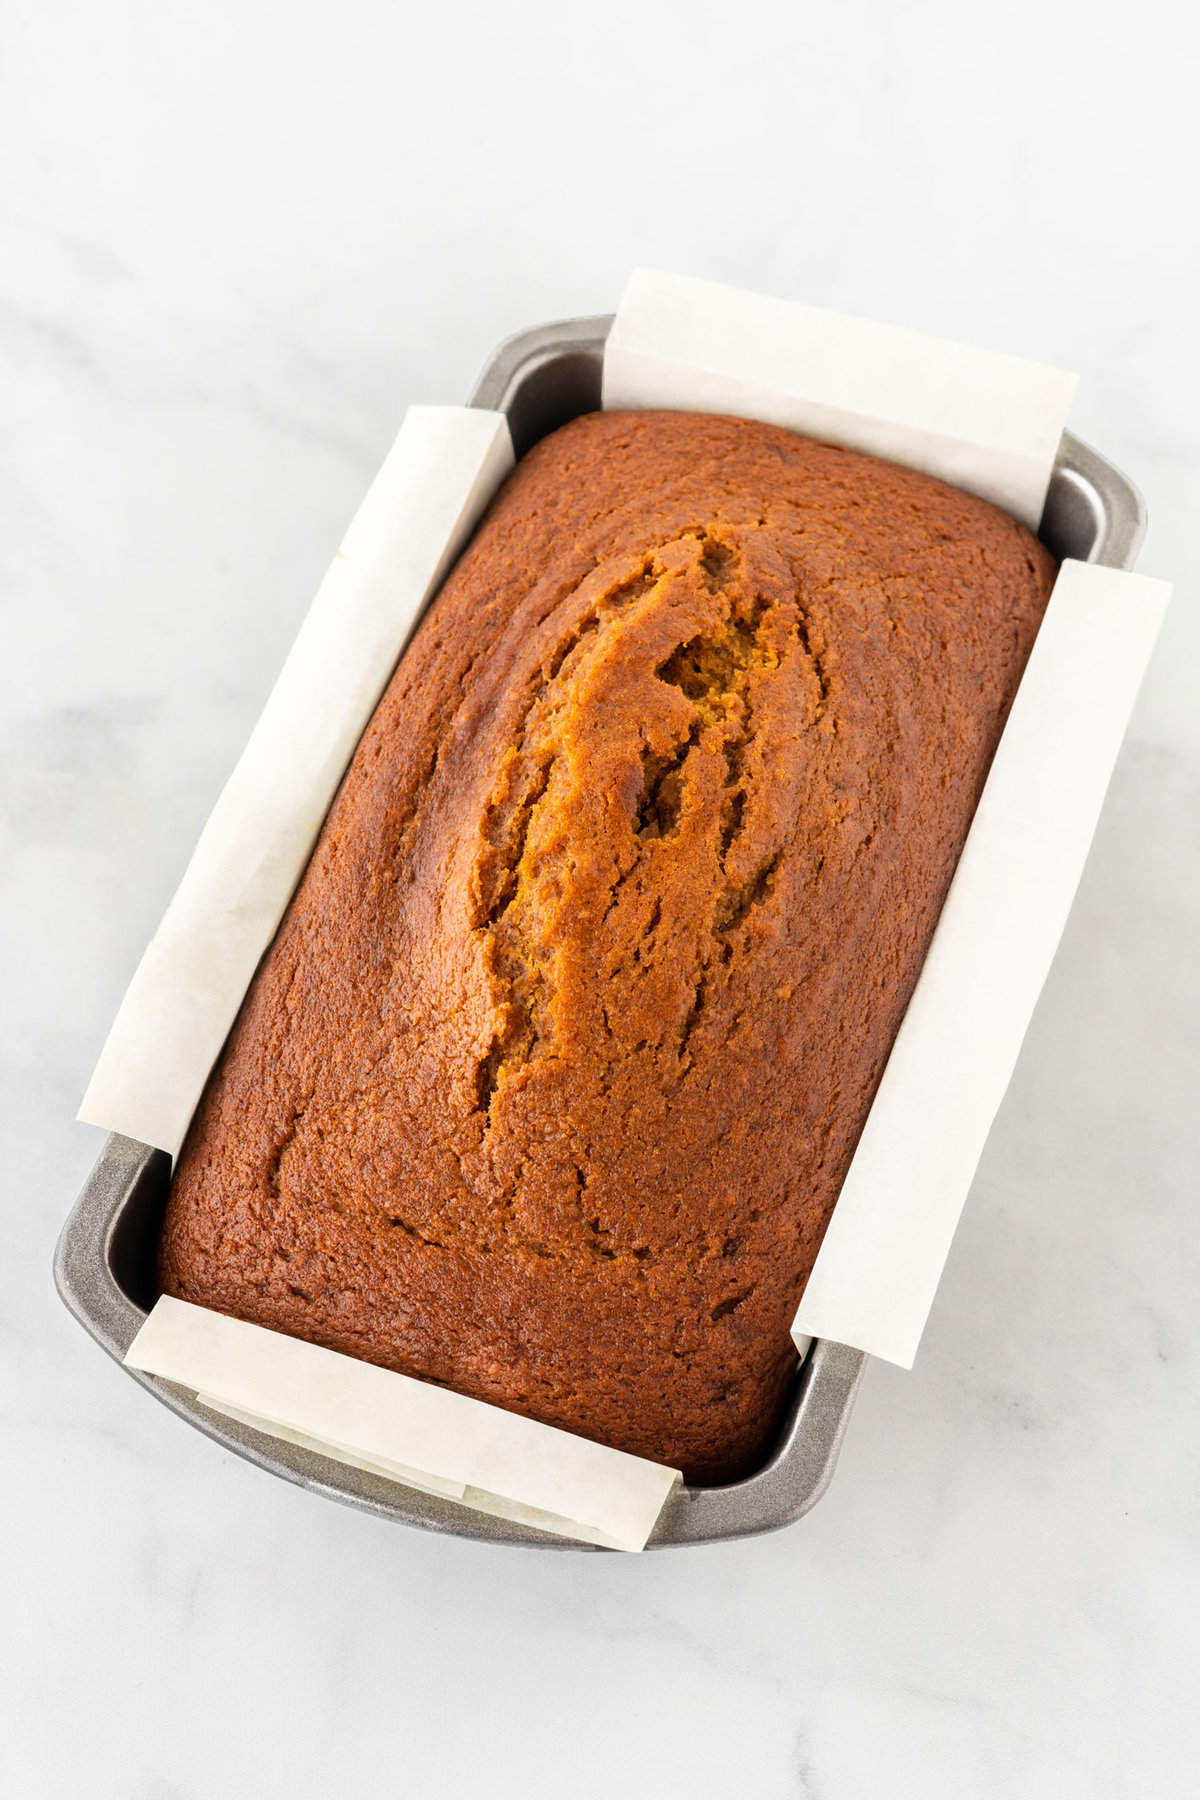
[5,2,1199,1794]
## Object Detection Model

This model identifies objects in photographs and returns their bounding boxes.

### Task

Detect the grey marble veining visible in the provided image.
[4,2,1198,1795]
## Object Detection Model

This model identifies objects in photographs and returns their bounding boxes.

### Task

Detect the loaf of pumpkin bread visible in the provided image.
[160,410,1057,1482]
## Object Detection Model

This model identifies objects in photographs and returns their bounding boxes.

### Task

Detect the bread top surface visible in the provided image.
[161,410,1056,1481]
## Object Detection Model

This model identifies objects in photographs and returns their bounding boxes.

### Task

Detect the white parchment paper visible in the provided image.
[79,405,514,1158]
[127,1299,679,1551]
[791,562,1170,1365]
[604,269,1079,528]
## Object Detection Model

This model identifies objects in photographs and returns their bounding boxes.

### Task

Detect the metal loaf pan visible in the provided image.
[55,316,1148,1549]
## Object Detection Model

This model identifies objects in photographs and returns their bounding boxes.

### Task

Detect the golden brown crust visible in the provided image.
[160,411,1056,1482]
